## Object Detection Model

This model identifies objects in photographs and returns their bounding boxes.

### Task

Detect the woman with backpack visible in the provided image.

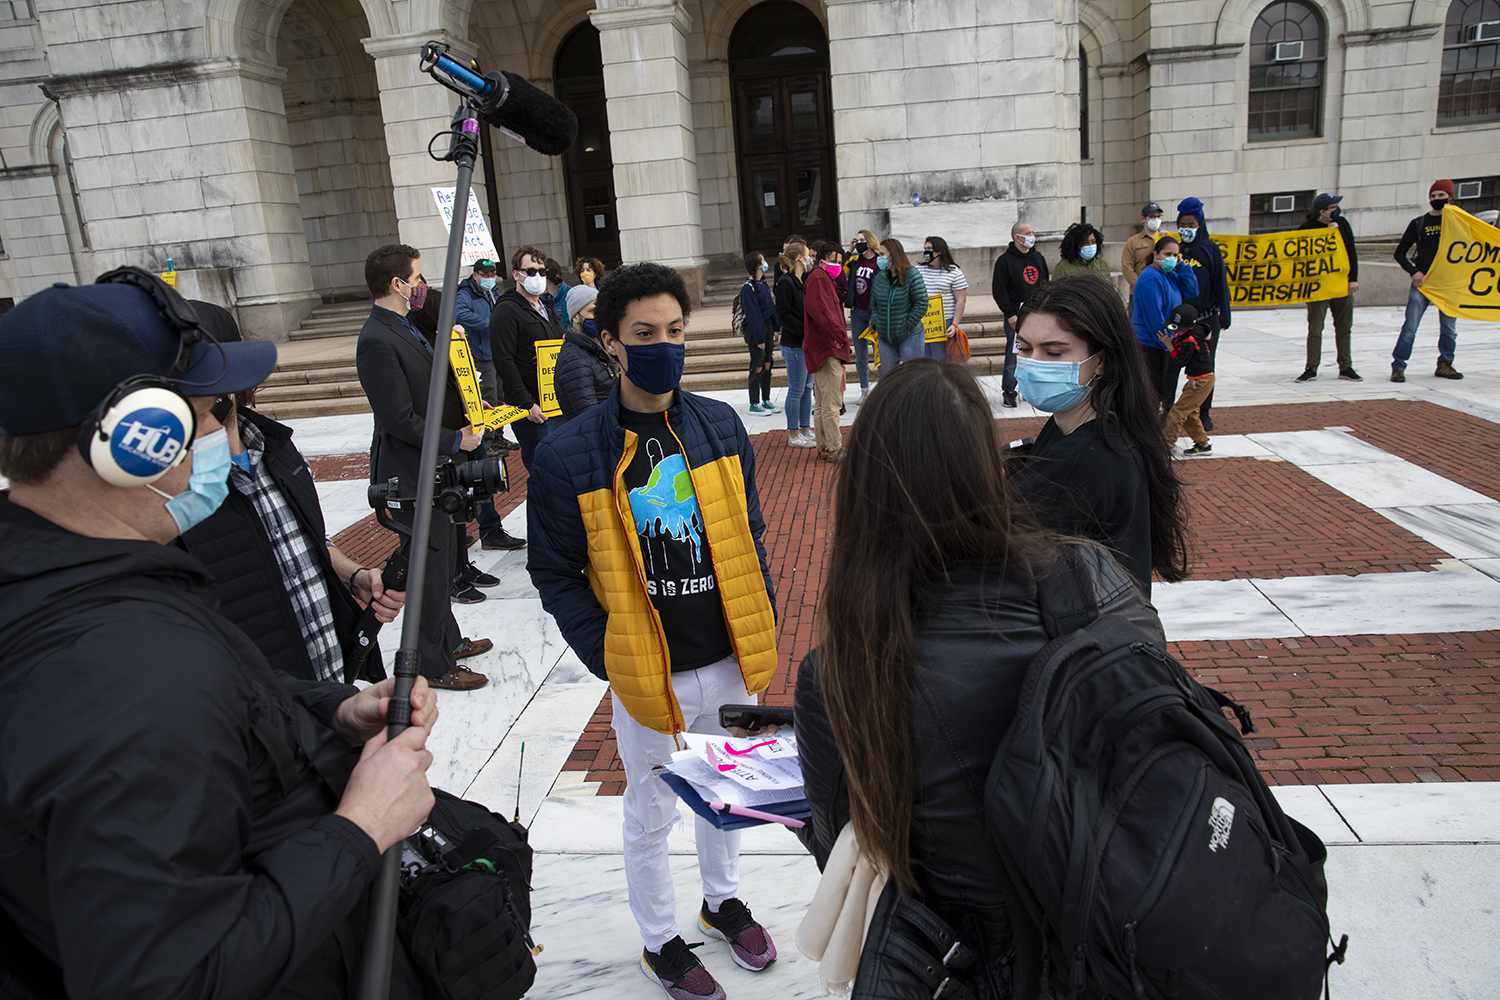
[775,241,816,447]
[868,238,928,370]
[738,252,779,414]
[793,359,1166,999]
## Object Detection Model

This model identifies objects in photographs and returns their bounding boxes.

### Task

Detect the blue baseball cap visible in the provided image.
[0,282,277,435]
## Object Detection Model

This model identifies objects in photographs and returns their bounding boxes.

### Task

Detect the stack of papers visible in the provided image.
[658,732,811,830]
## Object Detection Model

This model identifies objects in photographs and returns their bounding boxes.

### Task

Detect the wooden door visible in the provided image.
[733,70,837,253]
[560,87,622,267]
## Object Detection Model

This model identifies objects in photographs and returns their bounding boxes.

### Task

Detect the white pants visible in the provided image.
[612,655,753,951]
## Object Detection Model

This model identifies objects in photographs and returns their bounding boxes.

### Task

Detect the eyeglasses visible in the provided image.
[517,267,545,276]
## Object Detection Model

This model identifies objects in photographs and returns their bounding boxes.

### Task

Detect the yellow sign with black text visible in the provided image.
[921,295,946,343]
[535,338,564,417]
[1209,229,1350,306]
[1420,204,1500,322]
[448,328,529,431]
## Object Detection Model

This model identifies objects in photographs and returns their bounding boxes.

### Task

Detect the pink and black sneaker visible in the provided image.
[641,936,725,1000]
[698,898,777,971]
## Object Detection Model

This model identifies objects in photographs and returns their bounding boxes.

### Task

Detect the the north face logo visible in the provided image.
[1208,797,1235,852]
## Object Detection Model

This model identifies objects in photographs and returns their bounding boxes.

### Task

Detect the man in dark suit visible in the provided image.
[356,243,490,691]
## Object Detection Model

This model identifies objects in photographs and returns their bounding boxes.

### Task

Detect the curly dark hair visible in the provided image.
[594,262,692,340]
[1059,222,1105,264]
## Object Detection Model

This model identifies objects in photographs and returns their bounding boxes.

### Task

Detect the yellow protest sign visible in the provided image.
[159,270,177,288]
[535,338,564,417]
[1420,204,1500,321]
[1209,229,1349,305]
[921,295,946,343]
[859,325,881,369]
[448,328,529,431]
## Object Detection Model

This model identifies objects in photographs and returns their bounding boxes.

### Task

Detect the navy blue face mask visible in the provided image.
[581,318,598,339]
[622,341,686,395]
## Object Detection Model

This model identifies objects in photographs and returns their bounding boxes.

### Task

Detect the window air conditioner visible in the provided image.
[1272,195,1296,213]
[1461,21,1500,43]
[1457,181,1483,199]
[1275,41,1304,60]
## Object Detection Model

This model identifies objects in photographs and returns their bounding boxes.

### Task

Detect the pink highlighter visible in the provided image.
[709,801,805,828]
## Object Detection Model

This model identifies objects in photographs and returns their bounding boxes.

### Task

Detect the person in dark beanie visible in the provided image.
[1295,194,1362,382]
[1391,180,1462,382]
[1172,197,1231,431]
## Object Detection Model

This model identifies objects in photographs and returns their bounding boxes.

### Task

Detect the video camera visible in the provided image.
[368,454,508,520]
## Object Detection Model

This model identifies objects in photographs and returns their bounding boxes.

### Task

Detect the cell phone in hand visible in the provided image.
[719,704,795,733]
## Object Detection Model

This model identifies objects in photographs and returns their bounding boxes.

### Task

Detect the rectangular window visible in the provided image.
[1439,5,1500,123]
[1453,175,1500,214]
[1079,45,1089,161]
[1250,189,1314,234]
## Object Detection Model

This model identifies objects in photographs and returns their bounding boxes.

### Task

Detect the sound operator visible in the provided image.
[0,279,437,999]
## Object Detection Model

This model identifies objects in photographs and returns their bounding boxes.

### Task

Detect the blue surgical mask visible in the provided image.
[148,427,231,534]
[876,256,891,271]
[1179,227,1198,243]
[622,341,686,395]
[479,276,497,290]
[580,318,598,338]
[1080,244,1098,261]
[1014,354,1098,413]
[1160,256,1178,272]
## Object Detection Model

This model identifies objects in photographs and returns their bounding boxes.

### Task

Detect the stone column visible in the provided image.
[43,59,320,341]
[363,31,493,289]
[590,0,708,304]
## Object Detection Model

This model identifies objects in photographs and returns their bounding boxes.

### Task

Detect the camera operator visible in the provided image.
[0,279,439,998]
[356,243,491,691]
[178,301,404,683]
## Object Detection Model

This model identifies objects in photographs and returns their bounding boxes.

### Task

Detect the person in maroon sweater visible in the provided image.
[804,245,852,460]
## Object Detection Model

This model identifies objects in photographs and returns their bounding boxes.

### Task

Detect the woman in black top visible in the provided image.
[774,241,814,446]
[1008,275,1189,594]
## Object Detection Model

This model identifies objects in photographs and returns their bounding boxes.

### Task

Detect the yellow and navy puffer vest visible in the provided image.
[527,383,778,735]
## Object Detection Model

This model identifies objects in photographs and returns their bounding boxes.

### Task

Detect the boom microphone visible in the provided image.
[420,42,578,156]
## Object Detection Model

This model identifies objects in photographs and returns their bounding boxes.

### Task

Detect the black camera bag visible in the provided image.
[397,790,537,1000]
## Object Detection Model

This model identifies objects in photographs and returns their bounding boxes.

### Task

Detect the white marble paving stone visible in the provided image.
[284,411,373,456]
[1323,844,1500,1000]
[1256,568,1500,637]
[1151,578,1302,642]
[1318,782,1500,845]
[530,795,809,856]
[528,853,826,1000]
[1298,459,1495,510]
[1375,503,1500,560]
[1168,434,1278,459]
[1246,428,1400,466]
[1468,558,1500,582]
[314,479,377,535]
[1269,785,1360,845]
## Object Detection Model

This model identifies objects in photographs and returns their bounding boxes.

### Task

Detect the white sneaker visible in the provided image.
[857,388,868,405]
[763,400,780,413]
[789,432,817,448]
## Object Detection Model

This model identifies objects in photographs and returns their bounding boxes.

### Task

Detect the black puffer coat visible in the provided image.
[553,328,618,421]
[795,541,1164,999]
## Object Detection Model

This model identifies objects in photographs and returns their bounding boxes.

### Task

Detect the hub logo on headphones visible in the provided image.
[109,406,188,478]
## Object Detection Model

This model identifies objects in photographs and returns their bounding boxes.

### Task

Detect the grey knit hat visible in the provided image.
[565,283,598,323]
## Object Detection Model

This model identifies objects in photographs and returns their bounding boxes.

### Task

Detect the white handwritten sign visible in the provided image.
[431,187,500,267]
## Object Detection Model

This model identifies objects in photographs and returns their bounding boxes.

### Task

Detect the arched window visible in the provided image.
[1248,1,1326,139]
[1438,0,1500,122]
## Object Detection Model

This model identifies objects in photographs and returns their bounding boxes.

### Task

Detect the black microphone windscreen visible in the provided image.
[482,72,578,156]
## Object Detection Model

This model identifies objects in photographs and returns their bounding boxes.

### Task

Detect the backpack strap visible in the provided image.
[1035,544,1100,639]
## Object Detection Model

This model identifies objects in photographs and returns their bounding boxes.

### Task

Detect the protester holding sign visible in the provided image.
[1130,234,1198,406]
[1296,194,1362,382]
[1391,181,1463,382]
[915,235,969,359]
[1174,197,1231,431]
[491,245,566,469]
[1415,201,1500,323]
[869,238,929,372]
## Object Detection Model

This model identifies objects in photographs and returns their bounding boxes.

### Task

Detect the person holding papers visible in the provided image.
[527,263,780,1000]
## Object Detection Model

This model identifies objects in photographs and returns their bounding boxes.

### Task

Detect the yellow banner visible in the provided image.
[535,338,564,417]
[448,328,529,431]
[160,270,177,288]
[1421,204,1500,322]
[1209,229,1350,306]
[921,295,946,343]
[859,325,881,369]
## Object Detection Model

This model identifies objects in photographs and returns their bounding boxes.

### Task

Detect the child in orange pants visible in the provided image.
[1159,304,1214,456]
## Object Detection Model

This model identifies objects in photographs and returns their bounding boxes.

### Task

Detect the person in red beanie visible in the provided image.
[1391,180,1462,382]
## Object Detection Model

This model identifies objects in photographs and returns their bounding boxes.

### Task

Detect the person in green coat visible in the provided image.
[1052,222,1116,293]
[870,237,930,370]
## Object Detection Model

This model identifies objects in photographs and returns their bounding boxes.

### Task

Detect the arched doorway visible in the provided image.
[555,24,622,268]
[729,2,837,252]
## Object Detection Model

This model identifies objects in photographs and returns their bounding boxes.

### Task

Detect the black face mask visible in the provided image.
[922,251,935,263]
[854,241,869,254]
[1431,199,1449,212]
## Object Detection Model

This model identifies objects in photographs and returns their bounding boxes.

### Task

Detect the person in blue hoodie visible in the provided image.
[1130,233,1198,407]
[1173,197,1231,430]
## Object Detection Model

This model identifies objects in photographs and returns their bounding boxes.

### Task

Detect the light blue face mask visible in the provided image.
[876,256,891,271]
[1159,256,1178,272]
[1014,354,1099,413]
[1080,244,1098,261]
[148,427,231,534]
[479,276,497,290]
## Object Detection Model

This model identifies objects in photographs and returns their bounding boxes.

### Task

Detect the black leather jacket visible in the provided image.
[795,541,1164,999]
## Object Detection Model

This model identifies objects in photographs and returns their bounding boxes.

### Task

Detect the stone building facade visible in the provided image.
[0,0,1496,337]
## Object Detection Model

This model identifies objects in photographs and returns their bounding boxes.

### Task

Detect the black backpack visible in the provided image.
[397,790,538,1000]
[732,281,752,343]
[984,563,1347,1000]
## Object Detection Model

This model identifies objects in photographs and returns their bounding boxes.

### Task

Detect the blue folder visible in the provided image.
[658,771,812,831]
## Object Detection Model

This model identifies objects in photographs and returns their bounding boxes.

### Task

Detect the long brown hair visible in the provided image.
[882,237,913,286]
[819,360,1053,895]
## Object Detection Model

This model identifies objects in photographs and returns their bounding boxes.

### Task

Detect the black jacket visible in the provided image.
[356,304,467,490]
[180,409,374,682]
[773,270,806,349]
[489,290,564,412]
[1298,213,1359,283]
[1177,225,1233,329]
[0,494,422,999]
[795,543,1164,999]
[1395,211,1444,276]
[991,244,1050,318]
[554,329,618,421]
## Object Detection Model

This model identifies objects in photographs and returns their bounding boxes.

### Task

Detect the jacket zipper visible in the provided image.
[613,428,684,736]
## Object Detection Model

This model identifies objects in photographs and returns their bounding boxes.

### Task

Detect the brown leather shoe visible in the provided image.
[453,636,493,659]
[429,666,489,691]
